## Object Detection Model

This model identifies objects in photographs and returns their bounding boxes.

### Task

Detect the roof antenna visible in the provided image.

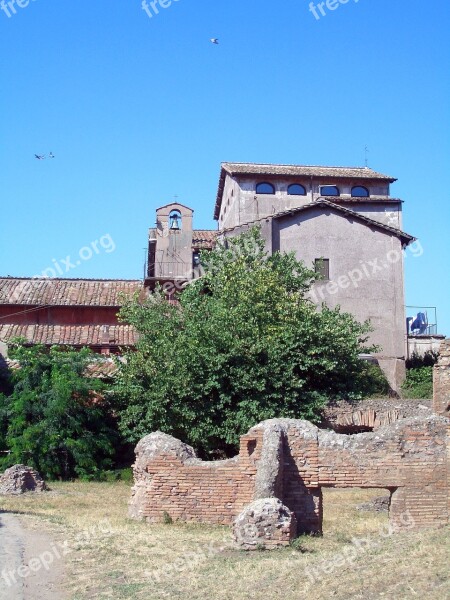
[364,145,369,168]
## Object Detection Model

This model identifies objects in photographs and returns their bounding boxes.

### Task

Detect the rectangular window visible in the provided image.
[315,258,330,280]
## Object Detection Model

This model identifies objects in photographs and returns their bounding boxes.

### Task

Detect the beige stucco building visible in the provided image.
[213,163,416,391]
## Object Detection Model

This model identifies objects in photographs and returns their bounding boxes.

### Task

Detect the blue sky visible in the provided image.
[0,0,449,334]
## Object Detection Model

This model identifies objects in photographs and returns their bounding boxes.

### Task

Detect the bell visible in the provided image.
[170,214,180,230]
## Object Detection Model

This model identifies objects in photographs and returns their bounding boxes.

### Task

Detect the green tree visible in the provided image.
[115,228,376,456]
[0,342,118,479]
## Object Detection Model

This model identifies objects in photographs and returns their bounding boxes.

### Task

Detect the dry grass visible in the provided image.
[1,483,449,599]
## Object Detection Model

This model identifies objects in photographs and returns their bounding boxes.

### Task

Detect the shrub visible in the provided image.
[0,343,119,480]
[401,366,433,399]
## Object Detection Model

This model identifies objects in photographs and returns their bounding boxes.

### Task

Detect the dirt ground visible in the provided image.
[0,511,66,600]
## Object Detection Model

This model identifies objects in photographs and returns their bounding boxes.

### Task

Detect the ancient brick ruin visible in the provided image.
[0,464,47,496]
[434,338,450,417]
[130,414,449,547]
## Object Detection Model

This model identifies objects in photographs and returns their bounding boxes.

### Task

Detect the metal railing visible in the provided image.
[406,306,438,336]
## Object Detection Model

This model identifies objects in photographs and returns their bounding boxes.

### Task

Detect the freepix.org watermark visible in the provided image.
[308,0,361,21]
[309,240,423,304]
[141,0,181,20]
[34,234,116,279]
[0,0,37,19]
[1,520,114,588]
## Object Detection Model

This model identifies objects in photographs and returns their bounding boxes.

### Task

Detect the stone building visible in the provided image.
[212,163,417,391]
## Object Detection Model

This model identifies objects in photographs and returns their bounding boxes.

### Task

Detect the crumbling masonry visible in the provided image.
[130,414,450,547]
[434,338,450,417]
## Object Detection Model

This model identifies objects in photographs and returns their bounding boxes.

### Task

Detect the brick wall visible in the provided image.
[434,338,450,416]
[130,415,449,535]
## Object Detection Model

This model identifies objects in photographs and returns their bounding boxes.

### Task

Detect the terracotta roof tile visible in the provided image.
[192,230,217,249]
[221,162,396,180]
[0,278,142,307]
[0,324,138,347]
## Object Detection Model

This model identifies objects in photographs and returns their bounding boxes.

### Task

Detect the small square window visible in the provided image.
[315,258,330,280]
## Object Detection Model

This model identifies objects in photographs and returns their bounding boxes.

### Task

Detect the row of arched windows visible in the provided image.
[255,183,370,198]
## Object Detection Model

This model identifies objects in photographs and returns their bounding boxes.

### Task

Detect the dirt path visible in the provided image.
[0,512,66,600]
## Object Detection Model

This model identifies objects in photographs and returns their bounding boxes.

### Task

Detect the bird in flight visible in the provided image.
[210,38,219,44]
[34,152,55,160]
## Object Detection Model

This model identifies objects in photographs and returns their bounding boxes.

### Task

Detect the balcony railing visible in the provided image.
[406,306,438,336]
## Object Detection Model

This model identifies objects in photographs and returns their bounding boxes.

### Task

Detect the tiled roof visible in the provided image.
[215,162,397,219]
[0,278,142,307]
[221,162,396,180]
[0,324,138,347]
[192,230,217,249]
[220,200,415,246]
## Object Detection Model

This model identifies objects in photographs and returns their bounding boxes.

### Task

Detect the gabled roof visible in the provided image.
[0,324,138,347]
[156,202,194,212]
[0,278,142,307]
[221,200,415,246]
[214,162,397,219]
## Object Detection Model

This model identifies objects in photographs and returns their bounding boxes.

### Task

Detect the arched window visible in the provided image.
[320,185,340,197]
[256,182,275,194]
[169,210,182,230]
[287,183,306,196]
[351,186,369,198]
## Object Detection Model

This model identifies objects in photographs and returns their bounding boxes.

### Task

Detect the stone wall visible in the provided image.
[130,415,449,535]
[434,338,450,417]
[321,398,432,433]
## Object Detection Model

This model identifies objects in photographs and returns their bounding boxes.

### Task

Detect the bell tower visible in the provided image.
[146,203,194,292]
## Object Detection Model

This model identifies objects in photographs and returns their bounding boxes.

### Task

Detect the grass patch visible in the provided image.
[1,483,448,599]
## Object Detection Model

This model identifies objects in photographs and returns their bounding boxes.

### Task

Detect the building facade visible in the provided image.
[212,163,416,391]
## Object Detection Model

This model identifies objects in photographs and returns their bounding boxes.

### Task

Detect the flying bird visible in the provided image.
[35,154,46,160]
[210,38,219,44]
[49,152,55,158]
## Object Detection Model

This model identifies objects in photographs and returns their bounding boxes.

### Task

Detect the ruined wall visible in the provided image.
[129,431,261,524]
[321,398,432,433]
[434,338,450,417]
[130,415,449,534]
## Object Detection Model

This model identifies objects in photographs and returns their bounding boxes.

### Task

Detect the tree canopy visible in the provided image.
[115,228,377,456]
[0,343,118,479]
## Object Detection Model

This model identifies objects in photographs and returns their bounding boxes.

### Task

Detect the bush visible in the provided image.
[0,343,119,480]
[406,350,439,370]
[401,367,433,399]
[353,362,391,398]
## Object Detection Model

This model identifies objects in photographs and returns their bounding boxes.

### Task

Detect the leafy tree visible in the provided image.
[115,228,376,456]
[0,342,118,480]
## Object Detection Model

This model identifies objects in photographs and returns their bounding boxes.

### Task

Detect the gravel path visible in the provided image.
[0,512,66,600]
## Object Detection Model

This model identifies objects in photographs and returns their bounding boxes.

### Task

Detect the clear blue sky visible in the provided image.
[0,0,449,334]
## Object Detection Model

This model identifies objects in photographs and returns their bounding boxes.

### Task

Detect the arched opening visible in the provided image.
[320,185,340,196]
[256,182,275,194]
[351,186,370,198]
[287,183,306,196]
[169,210,182,231]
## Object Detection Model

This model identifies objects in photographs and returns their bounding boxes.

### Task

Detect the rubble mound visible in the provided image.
[233,497,296,550]
[0,464,47,496]
[356,495,390,513]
